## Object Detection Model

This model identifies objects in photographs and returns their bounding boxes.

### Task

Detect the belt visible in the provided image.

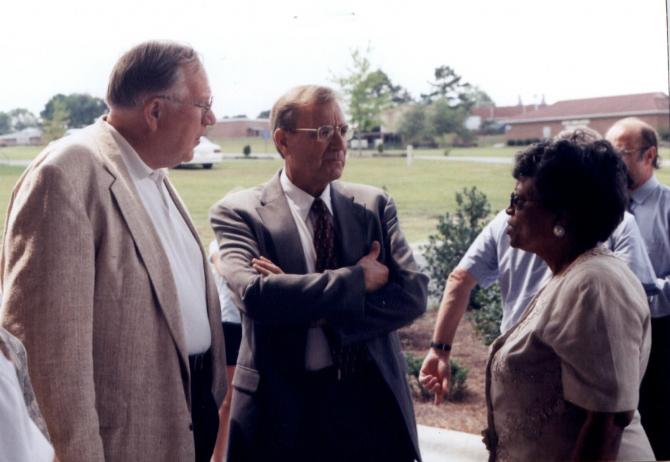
[306,348,373,382]
[189,350,211,374]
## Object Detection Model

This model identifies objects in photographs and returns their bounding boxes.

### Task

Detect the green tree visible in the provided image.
[397,105,429,145]
[334,48,409,135]
[0,112,10,135]
[421,65,474,109]
[464,85,495,108]
[413,65,486,146]
[41,93,107,128]
[257,110,271,119]
[429,99,467,138]
[42,100,70,142]
[8,108,38,131]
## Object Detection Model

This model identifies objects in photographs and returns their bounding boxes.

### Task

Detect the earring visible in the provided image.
[553,225,565,238]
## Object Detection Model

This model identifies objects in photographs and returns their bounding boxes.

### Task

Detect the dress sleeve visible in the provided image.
[540,261,649,412]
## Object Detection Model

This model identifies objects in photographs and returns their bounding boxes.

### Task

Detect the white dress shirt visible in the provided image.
[107,121,211,354]
[280,170,334,370]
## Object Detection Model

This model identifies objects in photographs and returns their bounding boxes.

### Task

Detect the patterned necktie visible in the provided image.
[310,198,338,271]
[310,197,366,379]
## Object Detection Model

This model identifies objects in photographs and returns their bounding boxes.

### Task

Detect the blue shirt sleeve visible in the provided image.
[457,210,508,289]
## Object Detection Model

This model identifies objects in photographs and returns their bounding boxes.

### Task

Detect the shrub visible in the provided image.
[243,144,252,157]
[405,351,423,377]
[469,284,503,345]
[423,186,492,298]
[423,187,504,345]
[377,143,384,153]
[448,359,469,401]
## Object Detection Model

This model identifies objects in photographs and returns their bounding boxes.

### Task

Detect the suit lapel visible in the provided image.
[331,182,369,266]
[93,121,189,370]
[257,172,308,274]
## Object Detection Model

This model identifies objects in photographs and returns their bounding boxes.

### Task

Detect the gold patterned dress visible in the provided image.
[484,249,654,461]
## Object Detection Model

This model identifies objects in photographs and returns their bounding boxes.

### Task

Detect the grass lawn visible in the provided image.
[0,145,42,160]
[3,146,670,245]
[0,157,515,244]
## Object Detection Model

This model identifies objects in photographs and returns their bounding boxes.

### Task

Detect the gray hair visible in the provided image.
[270,85,340,132]
[106,41,200,108]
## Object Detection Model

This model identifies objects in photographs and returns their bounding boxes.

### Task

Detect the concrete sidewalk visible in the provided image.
[418,425,488,461]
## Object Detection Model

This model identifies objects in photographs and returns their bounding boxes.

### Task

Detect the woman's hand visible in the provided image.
[251,256,284,275]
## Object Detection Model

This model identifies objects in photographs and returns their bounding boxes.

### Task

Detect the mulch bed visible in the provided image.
[399,309,489,434]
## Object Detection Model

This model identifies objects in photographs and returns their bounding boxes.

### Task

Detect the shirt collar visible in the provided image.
[631,175,659,205]
[103,118,167,183]
[279,170,333,221]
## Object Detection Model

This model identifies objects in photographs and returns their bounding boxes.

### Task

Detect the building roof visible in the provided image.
[503,92,670,124]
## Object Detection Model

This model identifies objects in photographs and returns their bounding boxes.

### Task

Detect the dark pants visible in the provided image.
[302,361,416,462]
[227,361,416,462]
[189,350,220,462]
[639,314,670,460]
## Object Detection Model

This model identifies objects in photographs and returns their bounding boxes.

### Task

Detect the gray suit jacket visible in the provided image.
[0,119,227,461]
[210,172,428,459]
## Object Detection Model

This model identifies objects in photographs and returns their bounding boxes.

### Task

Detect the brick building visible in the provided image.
[465,103,541,131]
[503,92,670,143]
[207,118,270,139]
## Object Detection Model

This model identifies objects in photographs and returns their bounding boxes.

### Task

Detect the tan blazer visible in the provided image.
[0,119,226,462]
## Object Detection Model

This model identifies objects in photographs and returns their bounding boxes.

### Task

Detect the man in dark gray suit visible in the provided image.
[209,85,428,461]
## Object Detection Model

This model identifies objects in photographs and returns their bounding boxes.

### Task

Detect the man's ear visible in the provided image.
[143,98,162,132]
[273,128,289,159]
[643,146,657,166]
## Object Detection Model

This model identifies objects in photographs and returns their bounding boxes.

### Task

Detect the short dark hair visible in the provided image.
[554,126,602,144]
[513,138,628,251]
[106,41,200,108]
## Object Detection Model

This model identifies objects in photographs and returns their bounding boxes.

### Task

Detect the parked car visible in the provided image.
[179,136,223,169]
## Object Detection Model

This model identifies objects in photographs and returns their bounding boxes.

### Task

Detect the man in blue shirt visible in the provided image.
[607,117,670,459]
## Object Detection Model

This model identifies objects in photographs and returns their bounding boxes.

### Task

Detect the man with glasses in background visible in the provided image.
[607,117,670,459]
[0,41,226,462]
[210,85,428,461]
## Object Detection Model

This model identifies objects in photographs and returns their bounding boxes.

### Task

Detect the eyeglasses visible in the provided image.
[618,146,649,158]
[155,95,213,119]
[293,124,354,141]
[509,192,535,211]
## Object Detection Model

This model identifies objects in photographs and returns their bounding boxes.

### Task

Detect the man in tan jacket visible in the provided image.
[0,41,226,462]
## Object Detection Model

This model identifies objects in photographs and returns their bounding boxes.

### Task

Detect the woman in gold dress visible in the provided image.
[484,136,654,461]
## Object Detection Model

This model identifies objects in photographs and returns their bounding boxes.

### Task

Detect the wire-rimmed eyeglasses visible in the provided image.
[294,124,354,141]
[155,95,213,119]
